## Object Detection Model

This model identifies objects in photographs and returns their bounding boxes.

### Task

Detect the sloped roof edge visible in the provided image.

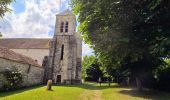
[0,46,41,67]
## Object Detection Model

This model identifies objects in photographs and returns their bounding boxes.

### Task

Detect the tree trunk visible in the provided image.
[108,81,110,87]
[136,77,143,91]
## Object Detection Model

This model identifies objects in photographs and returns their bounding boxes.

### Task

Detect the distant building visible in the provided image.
[0,38,51,65]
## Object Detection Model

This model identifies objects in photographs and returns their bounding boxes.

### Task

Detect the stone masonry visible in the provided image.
[44,10,82,84]
[0,47,44,90]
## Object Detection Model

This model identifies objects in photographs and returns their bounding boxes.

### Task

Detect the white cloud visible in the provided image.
[0,0,61,38]
[0,0,93,56]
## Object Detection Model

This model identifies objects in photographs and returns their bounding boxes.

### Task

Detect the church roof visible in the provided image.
[0,38,51,49]
[57,9,75,16]
[0,46,41,67]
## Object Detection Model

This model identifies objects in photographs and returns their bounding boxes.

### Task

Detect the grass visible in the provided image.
[0,82,170,100]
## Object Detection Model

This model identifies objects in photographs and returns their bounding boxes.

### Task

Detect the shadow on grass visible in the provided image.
[119,89,170,100]
[56,82,123,90]
[0,85,44,97]
[1,83,169,100]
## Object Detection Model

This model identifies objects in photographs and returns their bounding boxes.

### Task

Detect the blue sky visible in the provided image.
[0,0,93,56]
[12,0,26,14]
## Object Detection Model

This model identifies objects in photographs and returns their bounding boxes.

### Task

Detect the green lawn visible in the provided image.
[0,83,170,100]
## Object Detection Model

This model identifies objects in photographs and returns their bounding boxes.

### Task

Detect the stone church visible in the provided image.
[44,10,82,84]
[0,10,82,85]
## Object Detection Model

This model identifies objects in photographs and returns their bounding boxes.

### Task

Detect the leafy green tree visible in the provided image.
[86,60,103,82]
[82,55,103,82]
[71,0,170,91]
[154,59,170,91]
[0,0,14,17]
[0,0,15,37]
[82,55,96,79]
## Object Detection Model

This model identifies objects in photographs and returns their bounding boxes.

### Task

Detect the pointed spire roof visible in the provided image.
[57,9,75,16]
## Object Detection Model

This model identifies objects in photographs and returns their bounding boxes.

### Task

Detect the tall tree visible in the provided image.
[71,0,170,90]
[82,55,103,81]
[0,0,15,37]
[0,0,14,17]
[82,55,96,79]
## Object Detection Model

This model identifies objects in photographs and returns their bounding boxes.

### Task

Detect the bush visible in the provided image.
[156,65,170,92]
[0,69,23,91]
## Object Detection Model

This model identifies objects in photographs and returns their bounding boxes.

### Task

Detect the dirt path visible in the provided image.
[93,90,102,100]
[79,90,90,100]
[79,89,102,100]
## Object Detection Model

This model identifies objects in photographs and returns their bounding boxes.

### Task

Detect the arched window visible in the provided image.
[65,21,69,32]
[60,22,64,32]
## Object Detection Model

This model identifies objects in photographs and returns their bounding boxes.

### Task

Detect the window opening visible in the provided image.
[27,64,31,74]
[60,44,64,60]
[60,22,64,32]
[65,21,69,32]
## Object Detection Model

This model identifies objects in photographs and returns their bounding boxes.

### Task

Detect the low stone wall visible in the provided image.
[0,58,44,89]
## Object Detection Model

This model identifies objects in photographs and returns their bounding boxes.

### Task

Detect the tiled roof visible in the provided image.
[0,38,51,49]
[0,46,41,67]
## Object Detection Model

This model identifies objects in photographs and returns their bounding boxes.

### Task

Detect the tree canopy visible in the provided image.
[71,0,170,90]
[0,0,14,37]
[82,55,96,79]
[0,0,14,18]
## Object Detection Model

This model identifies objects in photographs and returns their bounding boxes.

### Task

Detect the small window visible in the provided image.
[60,44,64,60]
[65,21,69,32]
[27,64,31,74]
[60,22,64,32]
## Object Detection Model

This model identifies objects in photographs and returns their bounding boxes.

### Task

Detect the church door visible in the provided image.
[57,75,61,83]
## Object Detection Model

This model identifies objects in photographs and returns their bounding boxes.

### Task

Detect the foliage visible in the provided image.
[0,0,14,18]
[0,0,14,37]
[165,59,170,64]
[71,0,170,90]
[82,55,103,81]
[82,55,96,79]
[155,62,170,91]
[0,69,23,91]
[86,60,103,82]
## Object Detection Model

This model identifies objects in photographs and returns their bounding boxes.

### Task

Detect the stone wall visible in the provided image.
[11,49,49,65]
[0,58,44,89]
[43,10,82,84]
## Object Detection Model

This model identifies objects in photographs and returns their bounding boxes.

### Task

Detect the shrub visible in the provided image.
[156,65,170,92]
[0,69,23,91]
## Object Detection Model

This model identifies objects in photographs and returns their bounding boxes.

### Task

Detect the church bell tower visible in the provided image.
[46,10,82,84]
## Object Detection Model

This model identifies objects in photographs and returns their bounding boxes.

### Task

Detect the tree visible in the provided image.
[0,0,15,37]
[82,55,103,82]
[0,0,14,18]
[82,55,96,79]
[86,61,103,82]
[71,0,170,91]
